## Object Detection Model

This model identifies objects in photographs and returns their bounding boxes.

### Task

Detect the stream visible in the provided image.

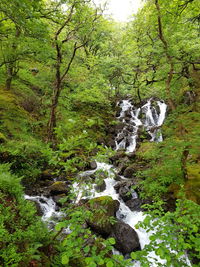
[25,98,173,266]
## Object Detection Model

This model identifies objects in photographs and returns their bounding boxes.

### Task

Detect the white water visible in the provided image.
[115,98,167,152]
[24,195,63,227]
[24,98,190,266]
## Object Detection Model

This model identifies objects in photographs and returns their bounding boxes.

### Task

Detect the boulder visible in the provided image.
[107,139,116,149]
[49,181,68,195]
[90,161,97,170]
[123,166,135,178]
[95,180,106,192]
[86,196,120,236]
[40,169,54,180]
[125,199,143,212]
[109,151,127,165]
[53,194,66,207]
[110,220,140,254]
[114,180,136,202]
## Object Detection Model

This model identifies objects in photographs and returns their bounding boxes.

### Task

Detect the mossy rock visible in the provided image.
[49,181,68,195]
[86,196,120,236]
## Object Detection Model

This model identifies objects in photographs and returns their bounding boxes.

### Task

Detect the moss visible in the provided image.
[0,132,7,143]
[185,164,200,204]
[136,142,157,159]
[0,87,32,138]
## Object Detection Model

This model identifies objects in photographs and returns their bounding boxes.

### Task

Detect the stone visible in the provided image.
[86,196,120,236]
[110,220,140,254]
[125,199,143,212]
[107,139,116,149]
[49,181,68,195]
[123,166,135,178]
[89,161,97,170]
[53,194,66,207]
[109,151,127,165]
[40,169,54,180]
[114,180,136,202]
[95,180,106,192]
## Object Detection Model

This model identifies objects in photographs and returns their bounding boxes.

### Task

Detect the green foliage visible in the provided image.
[0,164,50,267]
[0,139,54,183]
[133,198,200,266]
[53,202,131,267]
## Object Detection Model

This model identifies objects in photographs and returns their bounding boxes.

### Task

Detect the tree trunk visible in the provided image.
[47,83,61,143]
[5,27,20,90]
[155,0,176,110]
[5,66,13,90]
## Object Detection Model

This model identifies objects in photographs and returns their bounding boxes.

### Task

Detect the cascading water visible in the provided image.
[25,97,190,266]
[115,98,167,152]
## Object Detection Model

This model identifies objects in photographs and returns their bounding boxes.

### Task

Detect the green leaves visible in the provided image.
[106,261,114,267]
[107,237,116,245]
[61,254,69,265]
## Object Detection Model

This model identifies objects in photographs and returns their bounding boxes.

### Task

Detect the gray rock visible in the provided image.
[90,161,97,170]
[123,166,135,178]
[95,180,106,192]
[125,199,143,212]
[110,220,140,254]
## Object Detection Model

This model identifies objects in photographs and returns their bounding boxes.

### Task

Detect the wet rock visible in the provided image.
[125,199,143,212]
[115,122,126,132]
[109,152,127,165]
[40,169,54,180]
[86,196,120,236]
[114,180,136,202]
[49,181,68,195]
[27,199,43,216]
[53,194,66,207]
[116,106,122,117]
[110,220,140,254]
[85,161,97,170]
[92,170,108,180]
[114,173,123,181]
[123,166,135,178]
[107,139,116,149]
[95,180,106,192]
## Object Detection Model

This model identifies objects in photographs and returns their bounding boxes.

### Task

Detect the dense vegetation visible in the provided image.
[0,0,200,266]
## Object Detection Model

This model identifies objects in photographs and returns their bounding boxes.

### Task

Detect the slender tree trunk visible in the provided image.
[47,41,79,143]
[155,0,176,110]
[47,42,62,143]
[5,27,20,90]
[5,65,13,90]
[137,87,142,103]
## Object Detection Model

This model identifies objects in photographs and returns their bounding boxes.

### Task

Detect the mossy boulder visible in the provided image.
[49,181,68,195]
[86,196,120,236]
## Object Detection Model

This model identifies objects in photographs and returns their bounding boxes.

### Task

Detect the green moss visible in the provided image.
[136,142,157,159]
[0,132,7,143]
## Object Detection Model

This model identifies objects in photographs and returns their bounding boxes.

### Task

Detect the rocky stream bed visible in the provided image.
[24,98,191,266]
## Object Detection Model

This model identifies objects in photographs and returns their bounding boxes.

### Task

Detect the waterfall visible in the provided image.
[115,98,167,152]
[25,97,188,266]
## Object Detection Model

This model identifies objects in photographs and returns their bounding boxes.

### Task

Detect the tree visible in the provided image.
[46,0,104,142]
[0,0,46,89]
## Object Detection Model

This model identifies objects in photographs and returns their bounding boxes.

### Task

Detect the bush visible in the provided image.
[0,164,51,267]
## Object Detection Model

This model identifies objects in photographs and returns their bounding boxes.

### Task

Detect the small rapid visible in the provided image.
[24,97,170,266]
[115,98,167,152]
